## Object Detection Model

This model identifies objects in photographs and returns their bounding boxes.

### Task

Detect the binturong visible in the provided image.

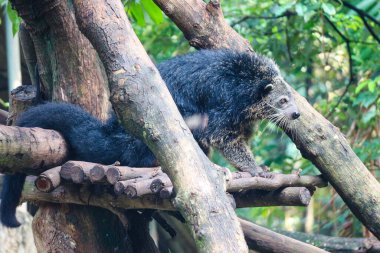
[0,49,300,228]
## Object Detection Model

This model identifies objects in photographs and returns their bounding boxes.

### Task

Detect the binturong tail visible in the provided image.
[0,173,26,227]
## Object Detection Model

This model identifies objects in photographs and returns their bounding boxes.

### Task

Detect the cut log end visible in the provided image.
[35,176,53,192]
[159,187,173,199]
[89,165,106,182]
[150,178,164,193]
[125,185,138,198]
[114,181,125,196]
[106,166,121,184]
[71,165,85,184]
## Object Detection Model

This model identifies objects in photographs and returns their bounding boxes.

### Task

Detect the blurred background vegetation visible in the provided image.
[1,0,379,238]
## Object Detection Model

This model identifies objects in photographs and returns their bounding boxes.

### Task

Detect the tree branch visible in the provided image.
[335,0,380,27]
[278,230,380,253]
[231,11,295,27]
[324,17,354,117]
[240,218,328,253]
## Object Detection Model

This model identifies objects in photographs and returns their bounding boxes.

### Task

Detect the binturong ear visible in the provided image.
[263,84,273,94]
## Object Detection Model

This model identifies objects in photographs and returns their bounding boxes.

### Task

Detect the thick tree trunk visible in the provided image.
[8,0,132,252]
[72,0,248,252]
[154,0,380,239]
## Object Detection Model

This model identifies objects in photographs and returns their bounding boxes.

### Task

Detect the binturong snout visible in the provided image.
[284,103,301,120]
[292,111,300,119]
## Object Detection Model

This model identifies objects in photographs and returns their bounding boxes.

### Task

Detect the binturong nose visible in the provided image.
[292,112,301,119]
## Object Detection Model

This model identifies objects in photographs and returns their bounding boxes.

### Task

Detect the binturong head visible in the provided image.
[260,76,301,122]
[217,50,300,124]
[240,53,301,123]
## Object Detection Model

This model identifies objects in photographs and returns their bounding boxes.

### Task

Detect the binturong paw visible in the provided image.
[247,165,275,179]
[257,171,275,179]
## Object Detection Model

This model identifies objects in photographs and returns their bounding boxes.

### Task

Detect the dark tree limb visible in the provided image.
[240,218,329,253]
[279,230,380,253]
[334,0,380,27]
[324,17,355,117]
[154,0,380,240]
[72,0,248,251]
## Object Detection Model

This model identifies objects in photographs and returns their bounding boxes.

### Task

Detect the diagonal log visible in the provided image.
[153,0,380,239]
[71,0,248,252]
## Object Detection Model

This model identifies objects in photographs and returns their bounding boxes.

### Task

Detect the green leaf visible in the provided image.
[127,1,146,27]
[355,79,369,94]
[362,106,376,124]
[141,0,164,24]
[304,10,316,22]
[368,81,376,93]
[322,3,336,16]
[354,92,378,108]
[295,3,307,16]
[6,2,20,35]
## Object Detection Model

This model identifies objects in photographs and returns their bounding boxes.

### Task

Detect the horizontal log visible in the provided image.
[0,125,68,174]
[33,161,326,205]
[22,176,315,209]
[227,173,327,192]
[234,187,312,208]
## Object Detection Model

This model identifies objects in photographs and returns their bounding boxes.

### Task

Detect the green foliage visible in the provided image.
[130,0,379,237]
[0,0,20,35]
[123,0,163,27]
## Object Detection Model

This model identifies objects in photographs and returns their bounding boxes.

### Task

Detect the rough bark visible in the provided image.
[0,125,67,174]
[72,0,248,252]
[153,0,253,52]
[155,0,380,239]
[32,204,128,253]
[240,219,328,253]
[227,173,326,192]
[233,187,312,208]
[6,85,39,126]
[11,0,111,119]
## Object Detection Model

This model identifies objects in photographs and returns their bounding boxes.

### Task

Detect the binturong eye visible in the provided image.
[279,98,288,105]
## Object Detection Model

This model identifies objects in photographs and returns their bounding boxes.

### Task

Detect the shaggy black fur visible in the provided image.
[0,49,299,227]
